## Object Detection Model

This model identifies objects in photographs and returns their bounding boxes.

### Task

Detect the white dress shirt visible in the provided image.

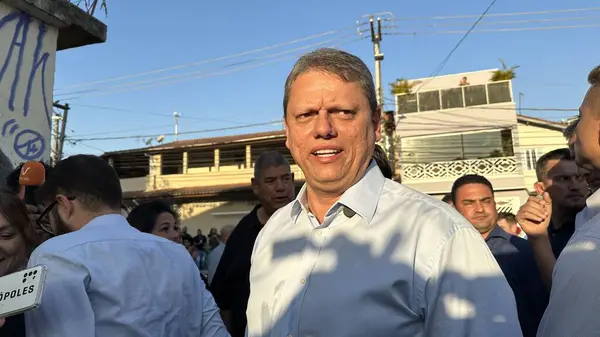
[537,189,600,336]
[247,162,521,337]
[207,242,225,285]
[25,214,229,337]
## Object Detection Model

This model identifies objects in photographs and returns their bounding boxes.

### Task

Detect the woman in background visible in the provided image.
[0,190,43,337]
[126,200,181,243]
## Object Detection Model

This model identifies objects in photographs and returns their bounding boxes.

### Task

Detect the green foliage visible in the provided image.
[390,78,416,95]
[490,59,519,81]
[71,0,108,17]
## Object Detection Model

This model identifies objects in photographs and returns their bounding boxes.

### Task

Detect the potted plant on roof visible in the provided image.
[490,59,519,81]
[390,78,417,95]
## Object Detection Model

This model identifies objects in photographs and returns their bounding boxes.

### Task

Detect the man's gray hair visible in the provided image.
[219,224,235,241]
[283,48,377,117]
[253,151,290,179]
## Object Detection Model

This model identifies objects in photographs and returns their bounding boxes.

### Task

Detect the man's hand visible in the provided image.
[516,193,552,239]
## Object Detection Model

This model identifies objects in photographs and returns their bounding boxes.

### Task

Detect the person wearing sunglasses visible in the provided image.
[24,154,228,337]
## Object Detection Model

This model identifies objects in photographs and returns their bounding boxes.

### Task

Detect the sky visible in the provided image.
[54,0,600,156]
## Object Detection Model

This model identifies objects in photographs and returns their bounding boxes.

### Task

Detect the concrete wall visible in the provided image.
[396,103,518,138]
[408,69,498,91]
[179,200,258,234]
[0,1,58,181]
[517,123,567,191]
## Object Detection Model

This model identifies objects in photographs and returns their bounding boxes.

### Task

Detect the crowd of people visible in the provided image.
[0,48,598,336]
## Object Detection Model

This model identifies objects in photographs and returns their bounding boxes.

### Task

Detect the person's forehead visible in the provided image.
[457,183,493,198]
[581,86,600,112]
[546,159,577,176]
[260,165,291,178]
[288,71,365,106]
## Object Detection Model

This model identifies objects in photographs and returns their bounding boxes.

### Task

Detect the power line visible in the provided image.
[53,24,366,92]
[68,120,284,142]
[390,15,600,30]
[69,109,575,143]
[69,103,252,124]
[56,36,364,101]
[55,36,351,98]
[424,0,497,81]
[387,7,600,22]
[385,23,600,37]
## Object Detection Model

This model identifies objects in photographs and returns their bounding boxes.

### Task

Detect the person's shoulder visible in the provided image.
[380,180,472,232]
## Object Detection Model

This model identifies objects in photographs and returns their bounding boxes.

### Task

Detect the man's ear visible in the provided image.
[251,178,259,197]
[534,182,545,195]
[374,106,382,142]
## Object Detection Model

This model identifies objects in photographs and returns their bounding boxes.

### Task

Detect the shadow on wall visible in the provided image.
[250,227,524,336]
[178,200,257,233]
[0,150,13,189]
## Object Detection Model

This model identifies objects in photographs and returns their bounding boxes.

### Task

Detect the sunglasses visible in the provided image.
[36,196,77,236]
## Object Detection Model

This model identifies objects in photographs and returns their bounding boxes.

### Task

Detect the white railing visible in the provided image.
[402,156,519,181]
[395,80,513,114]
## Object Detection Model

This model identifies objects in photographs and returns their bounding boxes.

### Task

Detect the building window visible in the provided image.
[397,93,418,114]
[401,129,515,164]
[251,142,296,166]
[187,150,213,168]
[441,87,464,109]
[161,152,183,175]
[523,148,542,171]
[418,91,441,112]
[488,82,512,104]
[219,146,246,168]
[464,85,487,107]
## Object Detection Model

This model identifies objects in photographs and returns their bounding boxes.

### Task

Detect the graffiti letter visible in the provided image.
[0,12,29,112]
[24,22,50,127]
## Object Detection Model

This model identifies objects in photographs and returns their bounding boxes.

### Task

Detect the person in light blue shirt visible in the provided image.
[207,224,234,285]
[246,48,521,337]
[25,154,229,337]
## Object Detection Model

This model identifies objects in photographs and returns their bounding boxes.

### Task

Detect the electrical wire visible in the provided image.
[56,36,365,101]
[68,103,253,124]
[53,24,367,92]
[386,7,600,22]
[384,23,600,37]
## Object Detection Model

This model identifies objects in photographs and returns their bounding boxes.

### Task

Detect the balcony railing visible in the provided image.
[401,156,520,181]
[396,80,512,114]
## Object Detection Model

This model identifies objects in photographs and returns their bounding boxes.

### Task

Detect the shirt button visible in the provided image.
[300,278,306,284]
[287,334,293,337]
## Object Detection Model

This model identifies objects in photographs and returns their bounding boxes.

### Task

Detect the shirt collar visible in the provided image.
[82,214,128,230]
[586,188,600,217]
[486,225,511,241]
[290,160,386,224]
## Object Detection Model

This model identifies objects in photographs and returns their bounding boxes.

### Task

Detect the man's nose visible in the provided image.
[274,178,284,191]
[475,202,485,213]
[313,111,337,139]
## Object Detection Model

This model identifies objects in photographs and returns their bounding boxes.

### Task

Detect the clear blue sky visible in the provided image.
[54,0,600,156]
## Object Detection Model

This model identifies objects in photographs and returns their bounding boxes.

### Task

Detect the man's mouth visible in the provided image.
[312,149,342,157]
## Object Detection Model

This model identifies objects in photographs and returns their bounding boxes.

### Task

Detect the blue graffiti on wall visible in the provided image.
[0,11,51,161]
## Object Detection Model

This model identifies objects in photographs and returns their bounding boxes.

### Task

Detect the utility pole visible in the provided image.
[368,16,396,175]
[51,115,61,166]
[518,92,524,115]
[52,102,70,163]
[370,16,384,106]
[173,111,181,141]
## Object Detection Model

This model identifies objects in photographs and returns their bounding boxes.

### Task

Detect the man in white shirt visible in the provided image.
[536,65,600,336]
[246,48,521,337]
[25,154,229,337]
